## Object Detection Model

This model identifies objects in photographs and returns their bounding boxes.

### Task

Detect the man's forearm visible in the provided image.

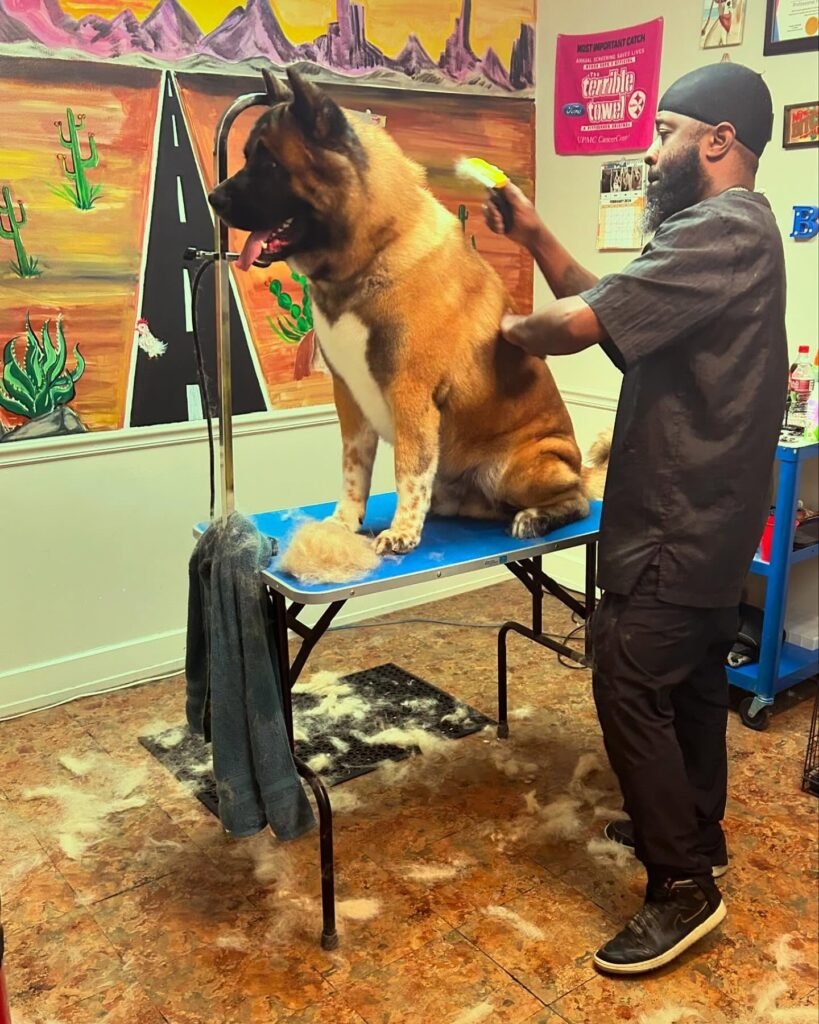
[527,224,598,298]
[502,296,606,358]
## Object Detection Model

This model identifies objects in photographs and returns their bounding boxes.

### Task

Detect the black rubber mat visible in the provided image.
[139,663,494,819]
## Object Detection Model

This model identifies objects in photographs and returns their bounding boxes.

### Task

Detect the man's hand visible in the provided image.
[483,183,543,249]
[500,313,529,350]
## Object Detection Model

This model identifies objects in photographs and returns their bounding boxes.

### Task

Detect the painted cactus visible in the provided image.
[457,202,478,250]
[0,186,41,278]
[0,315,85,419]
[267,271,313,343]
[53,109,102,210]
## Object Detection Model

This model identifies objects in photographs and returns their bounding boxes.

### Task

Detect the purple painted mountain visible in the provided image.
[438,0,478,79]
[202,0,296,64]
[0,3,36,42]
[2,0,74,46]
[509,23,534,90]
[143,0,202,57]
[481,47,511,91]
[394,33,435,78]
[319,0,387,70]
[74,10,153,56]
[0,0,535,93]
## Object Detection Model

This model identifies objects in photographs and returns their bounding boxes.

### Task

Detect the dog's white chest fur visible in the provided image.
[313,308,394,443]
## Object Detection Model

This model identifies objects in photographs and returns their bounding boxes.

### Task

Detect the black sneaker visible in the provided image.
[593,877,727,975]
[603,820,729,878]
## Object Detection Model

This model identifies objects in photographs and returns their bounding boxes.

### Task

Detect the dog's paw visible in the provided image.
[328,504,363,533]
[510,508,550,539]
[374,528,420,555]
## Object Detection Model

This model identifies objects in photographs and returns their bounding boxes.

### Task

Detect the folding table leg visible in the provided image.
[266,589,342,950]
[498,544,597,738]
[295,758,339,950]
[497,622,511,740]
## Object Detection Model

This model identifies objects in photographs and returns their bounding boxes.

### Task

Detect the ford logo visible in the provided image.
[563,102,585,116]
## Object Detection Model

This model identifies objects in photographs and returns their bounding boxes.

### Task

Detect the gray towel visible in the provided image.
[185,513,315,840]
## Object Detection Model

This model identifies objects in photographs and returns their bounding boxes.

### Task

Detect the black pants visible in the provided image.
[590,564,738,881]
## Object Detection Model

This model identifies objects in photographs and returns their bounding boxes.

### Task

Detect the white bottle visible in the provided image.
[789,346,815,431]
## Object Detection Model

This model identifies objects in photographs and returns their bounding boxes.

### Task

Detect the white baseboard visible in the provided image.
[0,629,187,719]
[0,551,587,720]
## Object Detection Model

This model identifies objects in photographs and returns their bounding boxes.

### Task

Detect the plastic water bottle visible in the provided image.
[789,346,816,431]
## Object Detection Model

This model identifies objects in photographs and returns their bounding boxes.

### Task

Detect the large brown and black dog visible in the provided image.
[209,69,603,555]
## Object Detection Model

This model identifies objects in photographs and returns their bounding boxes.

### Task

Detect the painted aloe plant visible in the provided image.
[0,315,85,419]
[267,271,313,343]
[53,109,102,210]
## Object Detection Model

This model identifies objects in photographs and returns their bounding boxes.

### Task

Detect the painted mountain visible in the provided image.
[0,0,535,94]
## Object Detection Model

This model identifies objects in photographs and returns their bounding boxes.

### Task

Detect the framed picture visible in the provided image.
[783,101,819,147]
[764,0,819,56]
[701,0,746,49]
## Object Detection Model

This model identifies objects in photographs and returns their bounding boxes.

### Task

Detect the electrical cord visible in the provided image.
[331,614,590,670]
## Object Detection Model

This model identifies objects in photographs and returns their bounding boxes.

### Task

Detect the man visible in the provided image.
[484,63,787,974]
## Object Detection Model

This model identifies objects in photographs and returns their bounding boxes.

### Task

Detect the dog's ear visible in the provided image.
[286,67,347,145]
[261,69,290,105]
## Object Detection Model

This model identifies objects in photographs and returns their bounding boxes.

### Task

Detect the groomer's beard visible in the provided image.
[644,143,708,233]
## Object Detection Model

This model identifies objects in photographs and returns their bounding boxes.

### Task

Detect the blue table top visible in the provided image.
[197,494,601,603]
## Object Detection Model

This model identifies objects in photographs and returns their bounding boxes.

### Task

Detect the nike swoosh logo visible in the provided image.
[676,903,709,927]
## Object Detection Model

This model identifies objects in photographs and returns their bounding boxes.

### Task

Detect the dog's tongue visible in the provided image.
[235,230,269,271]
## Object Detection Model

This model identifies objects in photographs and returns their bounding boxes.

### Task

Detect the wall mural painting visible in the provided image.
[0,0,536,442]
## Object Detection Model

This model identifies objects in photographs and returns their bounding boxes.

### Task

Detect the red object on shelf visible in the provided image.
[758,512,799,563]
[759,515,776,562]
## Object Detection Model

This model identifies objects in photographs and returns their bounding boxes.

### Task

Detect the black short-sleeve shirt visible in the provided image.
[580,191,788,608]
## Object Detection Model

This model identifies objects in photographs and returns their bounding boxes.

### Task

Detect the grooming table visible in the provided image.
[197,493,601,949]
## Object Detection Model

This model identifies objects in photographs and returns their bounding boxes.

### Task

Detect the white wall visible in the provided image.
[2,2,816,716]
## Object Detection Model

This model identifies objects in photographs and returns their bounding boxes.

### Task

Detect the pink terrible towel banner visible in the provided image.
[554,18,664,156]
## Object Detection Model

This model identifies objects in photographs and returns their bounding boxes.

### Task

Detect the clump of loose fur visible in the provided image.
[587,837,633,869]
[357,726,449,756]
[406,862,462,883]
[293,670,344,696]
[278,519,380,584]
[640,933,817,1024]
[306,752,333,773]
[453,1002,495,1024]
[637,1008,701,1024]
[24,757,148,860]
[336,897,380,921]
[485,904,545,940]
[582,430,612,500]
[569,753,607,806]
[593,805,630,822]
[537,796,583,841]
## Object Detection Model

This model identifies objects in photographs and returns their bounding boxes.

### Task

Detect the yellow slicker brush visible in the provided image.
[455,157,514,233]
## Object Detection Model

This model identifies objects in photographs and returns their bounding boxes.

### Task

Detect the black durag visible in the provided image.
[658,63,774,157]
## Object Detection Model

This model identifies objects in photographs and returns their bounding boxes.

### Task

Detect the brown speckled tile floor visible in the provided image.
[1,580,817,1023]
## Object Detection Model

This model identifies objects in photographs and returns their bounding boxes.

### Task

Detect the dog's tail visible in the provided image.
[581,430,612,500]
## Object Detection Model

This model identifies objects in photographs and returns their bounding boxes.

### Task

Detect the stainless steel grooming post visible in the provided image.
[212,89,270,522]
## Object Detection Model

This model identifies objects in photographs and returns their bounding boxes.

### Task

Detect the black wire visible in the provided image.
[331,612,591,672]
[190,257,217,520]
[557,611,587,670]
[329,617,579,642]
